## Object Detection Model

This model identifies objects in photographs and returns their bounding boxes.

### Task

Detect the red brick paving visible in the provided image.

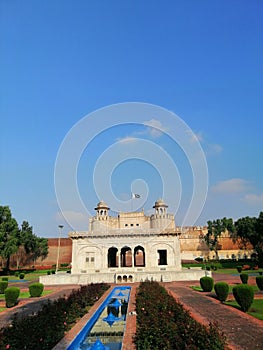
[1,274,263,350]
[165,273,263,350]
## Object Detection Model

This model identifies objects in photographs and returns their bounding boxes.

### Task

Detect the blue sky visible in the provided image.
[1,0,262,237]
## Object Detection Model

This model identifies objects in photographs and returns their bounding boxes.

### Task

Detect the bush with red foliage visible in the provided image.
[135,281,226,350]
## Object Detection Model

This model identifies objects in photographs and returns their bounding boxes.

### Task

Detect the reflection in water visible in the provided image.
[79,288,130,350]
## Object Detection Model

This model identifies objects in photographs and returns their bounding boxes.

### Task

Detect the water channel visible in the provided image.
[67,286,131,350]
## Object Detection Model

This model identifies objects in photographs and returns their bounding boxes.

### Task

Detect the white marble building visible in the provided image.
[40,199,209,285]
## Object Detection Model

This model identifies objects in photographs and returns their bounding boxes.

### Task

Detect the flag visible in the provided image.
[132,193,141,199]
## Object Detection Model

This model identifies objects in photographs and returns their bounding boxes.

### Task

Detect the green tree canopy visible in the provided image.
[0,206,20,270]
[235,212,263,266]
[205,218,234,260]
[0,206,48,270]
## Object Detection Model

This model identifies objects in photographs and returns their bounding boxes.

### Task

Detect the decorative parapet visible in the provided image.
[69,228,181,239]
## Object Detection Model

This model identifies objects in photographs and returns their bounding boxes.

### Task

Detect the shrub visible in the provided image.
[214,282,229,302]
[0,283,109,349]
[135,281,226,349]
[256,276,263,291]
[14,271,19,277]
[240,273,249,284]
[2,277,8,282]
[200,276,214,292]
[237,265,242,273]
[51,270,55,274]
[29,283,44,297]
[5,287,20,308]
[47,270,51,275]
[19,273,25,280]
[233,284,254,312]
[0,281,8,294]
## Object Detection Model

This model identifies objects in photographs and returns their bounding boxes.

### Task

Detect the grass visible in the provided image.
[225,299,263,321]
[192,284,260,293]
[0,289,54,313]
[0,289,53,299]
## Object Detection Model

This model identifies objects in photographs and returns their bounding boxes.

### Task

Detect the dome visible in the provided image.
[95,200,110,210]
[153,198,168,208]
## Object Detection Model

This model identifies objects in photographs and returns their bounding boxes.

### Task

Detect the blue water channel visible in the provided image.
[67,286,131,350]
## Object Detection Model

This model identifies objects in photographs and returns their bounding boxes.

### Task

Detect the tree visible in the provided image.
[235,212,263,267]
[205,218,234,260]
[18,221,48,266]
[0,206,49,270]
[0,206,20,270]
[13,221,48,267]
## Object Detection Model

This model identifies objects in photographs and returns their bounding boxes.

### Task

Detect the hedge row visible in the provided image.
[135,281,226,349]
[0,283,109,350]
[199,277,255,312]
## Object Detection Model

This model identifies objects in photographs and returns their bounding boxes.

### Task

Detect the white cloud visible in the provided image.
[185,129,222,155]
[186,130,204,143]
[211,178,250,194]
[143,119,167,138]
[117,136,138,144]
[244,193,263,205]
[206,143,223,155]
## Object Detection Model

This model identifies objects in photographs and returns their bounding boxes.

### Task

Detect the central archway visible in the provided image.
[121,246,132,267]
[134,246,145,267]
[108,247,118,267]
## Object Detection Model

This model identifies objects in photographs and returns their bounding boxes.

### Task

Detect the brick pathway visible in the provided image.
[1,275,263,350]
[165,278,263,350]
[0,285,78,329]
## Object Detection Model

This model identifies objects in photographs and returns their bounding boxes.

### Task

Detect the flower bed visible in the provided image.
[135,281,226,349]
[0,283,109,350]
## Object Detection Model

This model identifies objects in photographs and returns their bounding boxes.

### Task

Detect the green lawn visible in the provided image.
[0,289,53,299]
[213,269,263,275]
[0,289,53,313]
[225,299,263,321]
[192,284,260,293]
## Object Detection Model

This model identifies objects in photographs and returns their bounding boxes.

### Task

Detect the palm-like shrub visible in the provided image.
[233,284,254,312]
[214,282,229,302]
[29,283,44,297]
[240,273,249,284]
[5,287,20,308]
[256,276,263,290]
[200,276,214,292]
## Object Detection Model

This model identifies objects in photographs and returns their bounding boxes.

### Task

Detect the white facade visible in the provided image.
[40,199,210,284]
[40,200,210,285]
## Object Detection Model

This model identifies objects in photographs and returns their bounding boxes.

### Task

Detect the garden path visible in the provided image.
[166,274,263,350]
[0,284,78,329]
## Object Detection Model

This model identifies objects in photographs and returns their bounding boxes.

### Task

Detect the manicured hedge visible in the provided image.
[240,273,249,284]
[5,287,20,308]
[29,283,44,297]
[135,281,226,349]
[0,281,8,294]
[0,283,109,350]
[256,276,263,290]
[200,276,214,292]
[214,282,229,302]
[233,284,254,312]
